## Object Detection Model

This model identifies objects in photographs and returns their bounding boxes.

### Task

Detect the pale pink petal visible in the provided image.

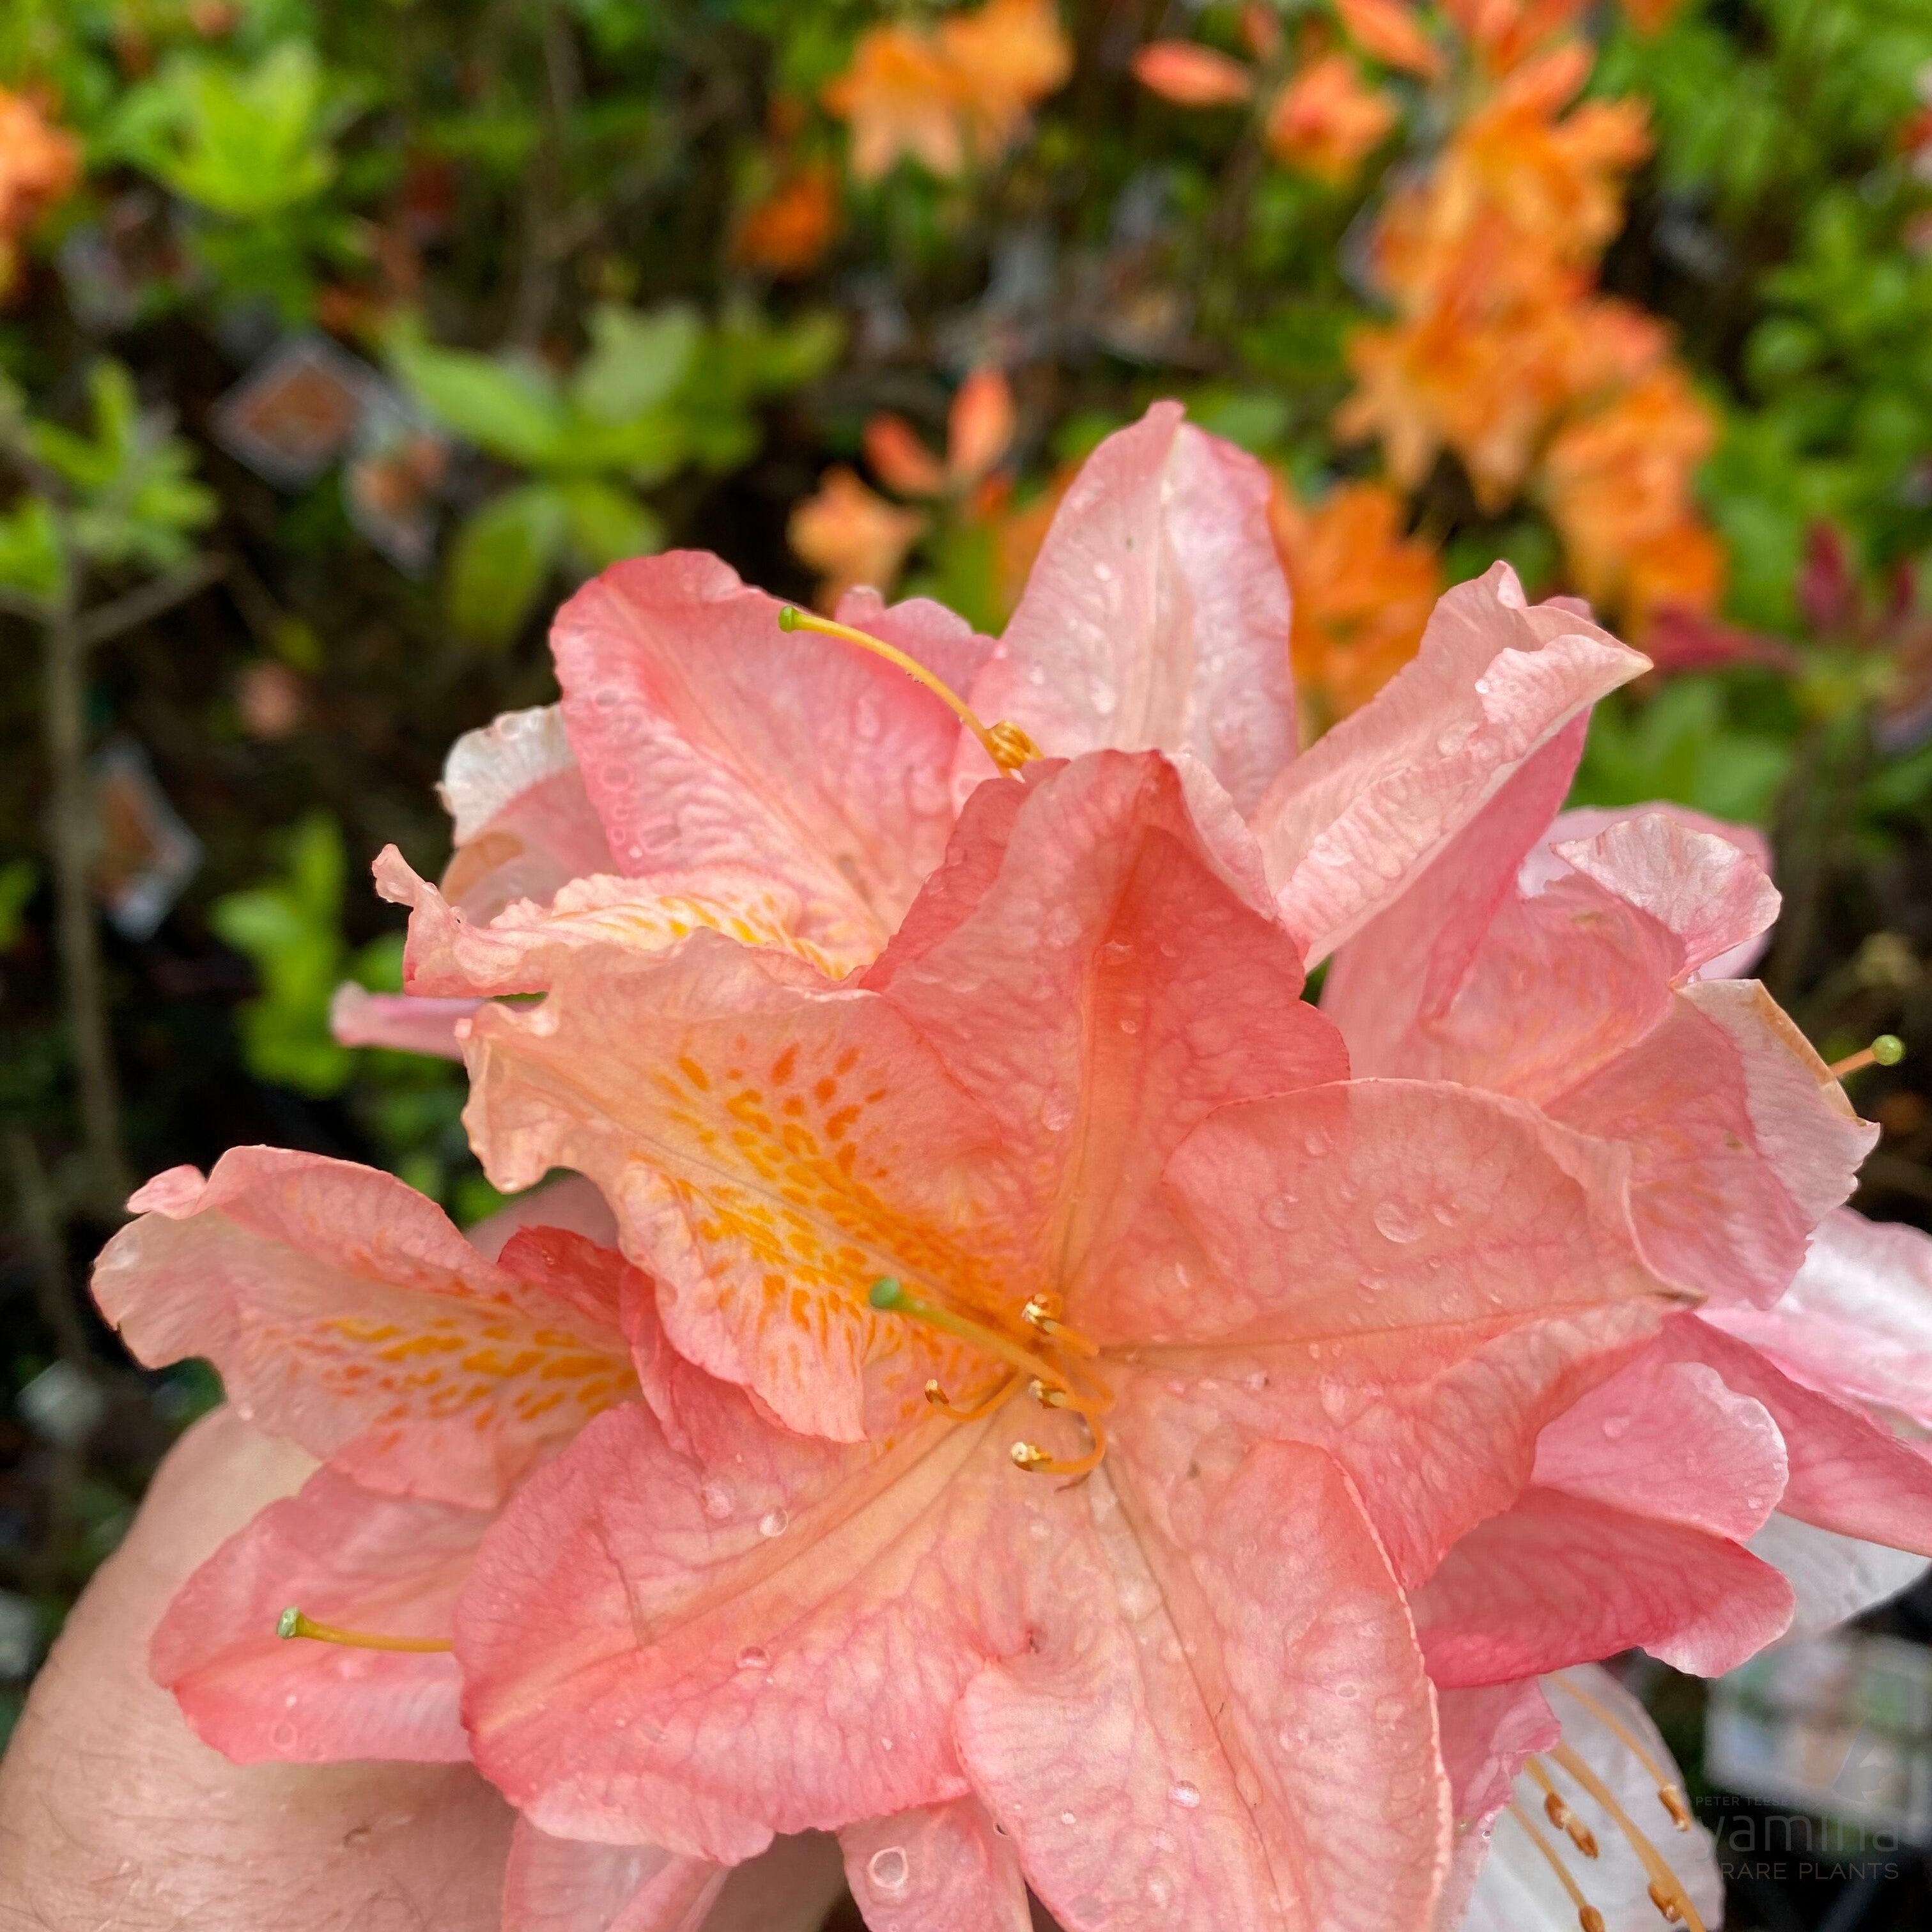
[376,844,859,997]
[1532,1352,1788,1540]
[438,704,618,923]
[1746,1515,1931,1639]
[552,552,993,955]
[1652,1317,1932,1556]
[959,1440,1450,1932]
[92,1148,637,1507]
[458,1396,1039,1860]
[1413,1487,1793,1683]
[1548,982,1876,1304]
[1252,563,1648,964]
[502,1819,725,1932]
[965,404,1298,814]
[151,1464,483,1763]
[1432,1680,1559,1931]
[461,932,1032,1441]
[465,1173,619,1260]
[839,1798,1030,1932]
[1710,1207,1932,1430]
[328,983,478,1060]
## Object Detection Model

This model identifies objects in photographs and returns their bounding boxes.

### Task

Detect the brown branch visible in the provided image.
[5,1129,93,1367]
[73,554,224,650]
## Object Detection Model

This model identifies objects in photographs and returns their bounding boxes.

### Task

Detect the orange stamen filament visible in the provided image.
[1827,1034,1904,1081]
[1506,1800,1608,1932]
[1551,1673,1692,1830]
[778,606,1042,773]
[1012,1408,1108,1478]
[870,1279,1074,1392]
[1527,1755,1600,1857]
[1023,1294,1101,1357]
[276,1606,452,1653]
[925,1372,1018,1421]
[1550,1742,1705,1932]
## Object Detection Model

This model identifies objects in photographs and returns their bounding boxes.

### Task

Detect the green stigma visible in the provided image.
[777,604,801,632]
[1873,1033,1905,1067]
[869,1276,906,1310]
[276,1605,302,1639]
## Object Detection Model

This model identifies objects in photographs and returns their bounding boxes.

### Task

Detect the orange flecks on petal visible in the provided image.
[734,160,842,277]
[1265,56,1400,183]
[1131,42,1258,109]
[789,465,929,607]
[824,0,1069,182]
[1271,477,1442,725]
[1334,0,1446,79]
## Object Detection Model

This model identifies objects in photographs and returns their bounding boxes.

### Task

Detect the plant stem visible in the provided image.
[42,588,133,1216]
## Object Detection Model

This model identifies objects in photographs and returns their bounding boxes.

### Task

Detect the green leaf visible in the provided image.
[558,479,663,572]
[446,483,568,645]
[0,858,38,953]
[0,495,66,606]
[571,303,701,425]
[390,339,569,467]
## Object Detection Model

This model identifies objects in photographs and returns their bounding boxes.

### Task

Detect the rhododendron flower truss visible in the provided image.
[88,1152,640,1765]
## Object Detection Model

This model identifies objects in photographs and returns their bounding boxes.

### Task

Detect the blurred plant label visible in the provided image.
[212,334,380,488]
[344,390,449,575]
[1707,1632,1932,1845]
[89,739,202,941]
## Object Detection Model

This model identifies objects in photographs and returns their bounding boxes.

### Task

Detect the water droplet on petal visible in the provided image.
[1334,1680,1361,1701]
[1374,1201,1424,1244]
[866,1847,909,1899]
[270,1720,298,1750]
[701,1481,734,1520]
[1039,1090,1075,1132]
[1244,1369,1270,1391]
[1060,1809,1078,1826]
[1260,1193,1297,1230]
[758,1508,789,1538]
[1473,677,1492,697]
[1601,1414,1632,1441]
[1146,1872,1174,1906]
[735,1645,770,1673]
[1168,1779,1202,1809]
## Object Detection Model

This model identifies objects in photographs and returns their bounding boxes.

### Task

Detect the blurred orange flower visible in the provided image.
[824,0,1070,182]
[1541,367,1723,630]
[789,465,928,606]
[1441,0,1588,73]
[734,160,842,276]
[0,88,82,298]
[1333,0,1446,80]
[863,367,1017,501]
[1132,42,1257,108]
[1264,54,1400,183]
[1270,477,1442,723]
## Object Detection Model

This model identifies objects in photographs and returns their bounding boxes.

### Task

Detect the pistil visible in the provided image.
[276,1606,452,1653]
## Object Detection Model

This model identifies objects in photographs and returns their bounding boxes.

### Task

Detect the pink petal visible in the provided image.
[957,1440,1450,1932]
[1251,563,1647,965]
[1532,1352,1788,1540]
[552,552,992,955]
[0,1410,514,1932]
[1414,1487,1794,1683]
[465,1173,619,1260]
[1710,1207,1932,1430]
[93,1148,637,1507]
[376,844,860,998]
[1653,1317,1932,1556]
[1433,1680,1559,1930]
[502,1818,725,1932]
[458,1396,1037,1859]
[438,704,618,923]
[328,983,478,1060]
[1547,982,1875,1304]
[965,404,1298,814]
[151,1464,482,1764]
[839,1798,1030,1932]
[461,932,1028,1441]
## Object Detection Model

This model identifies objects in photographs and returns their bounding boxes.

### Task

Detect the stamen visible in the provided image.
[778,607,1042,773]
[1010,1409,1107,1478]
[1021,1294,1100,1357]
[1028,1376,1114,1418]
[1827,1033,1905,1081]
[1506,1799,1607,1932]
[1550,1742,1705,1932]
[870,1278,1072,1391]
[1550,1673,1693,1830]
[1527,1756,1600,1857]
[276,1606,452,1653]
[925,1373,1017,1421]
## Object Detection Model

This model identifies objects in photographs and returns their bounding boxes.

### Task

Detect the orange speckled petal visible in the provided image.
[93,1149,640,1508]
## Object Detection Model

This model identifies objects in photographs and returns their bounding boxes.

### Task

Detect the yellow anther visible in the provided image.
[1827,1033,1905,1081]
[276,1606,452,1654]
[1649,1882,1685,1924]
[777,605,1041,773]
[1551,1743,1704,1932]
[1659,1786,1693,1833]
[1009,1409,1108,1479]
[1550,1673,1693,1832]
[925,1373,1017,1421]
[1528,1757,1600,1857]
[1021,1295,1100,1357]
